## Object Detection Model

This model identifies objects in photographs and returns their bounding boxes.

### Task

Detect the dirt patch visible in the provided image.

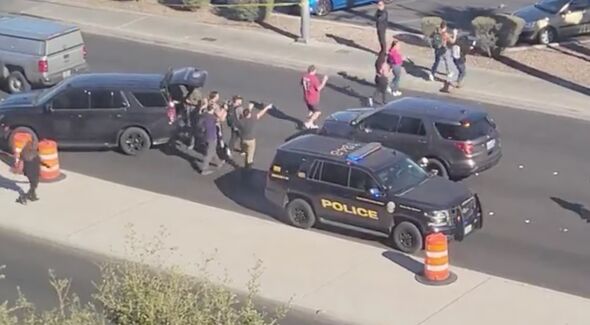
[62,0,590,87]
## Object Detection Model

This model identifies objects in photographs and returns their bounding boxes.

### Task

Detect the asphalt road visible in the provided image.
[0,228,339,325]
[2,33,590,300]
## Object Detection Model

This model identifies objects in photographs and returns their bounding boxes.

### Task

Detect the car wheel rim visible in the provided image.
[428,163,444,176]
[541,30,552,44]
[293,207,308,225]
[9,79,21,91]
[125,133,144,153]
[399,232,414,249]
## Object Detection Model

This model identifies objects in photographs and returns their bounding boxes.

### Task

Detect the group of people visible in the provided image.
[174,89,272,176]
[373,0,476,103]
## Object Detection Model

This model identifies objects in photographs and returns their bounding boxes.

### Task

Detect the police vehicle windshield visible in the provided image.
[377,158,429,194]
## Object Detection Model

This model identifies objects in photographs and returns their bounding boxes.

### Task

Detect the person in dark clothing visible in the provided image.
[451,37,476,88]
[371,51,390,106]
[227,95,245,155]
[195,108,224,176]
[16,141,47,205]
[235,102,272,171]
[375,0,388,53]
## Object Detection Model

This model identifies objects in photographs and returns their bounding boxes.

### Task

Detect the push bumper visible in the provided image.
[427,195,484,241]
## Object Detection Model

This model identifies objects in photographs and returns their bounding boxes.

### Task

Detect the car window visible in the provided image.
[363,112,399,132]
[435,118,493,141]
[349,168,378,191]
[272,151,305,176]
[89,90,126,109]
[52,88,89,109]
[397,117,425,136]
[570,0,589,10]
[132,91,167,107]
[319,162,349,187]
[0,35,44,55]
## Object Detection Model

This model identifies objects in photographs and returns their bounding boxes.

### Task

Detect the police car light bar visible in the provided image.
[346,143,382,162]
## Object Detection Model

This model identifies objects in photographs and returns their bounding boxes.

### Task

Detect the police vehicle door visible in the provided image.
[314,161,386,231]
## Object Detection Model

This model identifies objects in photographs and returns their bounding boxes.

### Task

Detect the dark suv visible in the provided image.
[320,97,502,179]
[0,67,206,155]
[265,134,483,253]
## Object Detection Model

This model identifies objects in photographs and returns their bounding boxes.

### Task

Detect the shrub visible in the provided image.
[421,16,443,47]
[494,13,525,48]
[471,16,498,57]
[216,0,272,22]
[181,0,210,11]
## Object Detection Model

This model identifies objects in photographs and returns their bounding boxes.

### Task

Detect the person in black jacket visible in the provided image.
[16,141,47,205]
[375,0,388,53]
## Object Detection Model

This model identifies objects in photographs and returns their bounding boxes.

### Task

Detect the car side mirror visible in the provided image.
[45,102,54,112]
[369,187,383,198]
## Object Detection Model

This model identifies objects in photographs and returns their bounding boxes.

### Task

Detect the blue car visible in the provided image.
[308,0,378,16]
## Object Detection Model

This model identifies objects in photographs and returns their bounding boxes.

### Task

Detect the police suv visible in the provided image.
[264,134,483,253]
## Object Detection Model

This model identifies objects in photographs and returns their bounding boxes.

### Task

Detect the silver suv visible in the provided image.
[0,14,88,93]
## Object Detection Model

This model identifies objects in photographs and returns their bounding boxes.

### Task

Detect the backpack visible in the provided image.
[431,31,444,49]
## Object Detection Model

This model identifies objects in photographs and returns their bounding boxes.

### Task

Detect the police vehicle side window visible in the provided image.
[89,90,127,109]
[396,116,425,136]
[52,88,90,110]
[363,112,399,132]
[349,168,377,192]
[273,151,303,175]
[319,162,349,187]
[133,91,168,108]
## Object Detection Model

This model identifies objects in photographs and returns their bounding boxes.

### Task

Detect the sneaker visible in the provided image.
[16,196,27,205]
[200,169,214,176]
[393,91,402,97]
[428,72,434,81]
[303,122,313,129]
[386,86,393,94]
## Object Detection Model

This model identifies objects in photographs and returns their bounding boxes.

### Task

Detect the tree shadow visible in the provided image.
[382,250,423,274]
[562,42,590,57]
[551,197,590,223]
[326,33,378,55]
[495,55,590,96]
[325,82,368,106]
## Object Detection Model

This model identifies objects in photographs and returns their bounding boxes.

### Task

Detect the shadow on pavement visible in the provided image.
[257,21,298,40]
[325,82,367,105]
[395,33,428,48]
[402,59,430,80]
[382,250,423,274]
[548,45,590,63]
[495,55,590,96]
[551,197,590,223]
[0,173,25,195]
[264,105,305,130]
[337,71,374,87]
[326,33,378,55]
[562,42,590,57]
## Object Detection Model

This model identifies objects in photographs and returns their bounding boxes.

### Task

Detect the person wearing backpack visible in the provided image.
[428,21,456,82]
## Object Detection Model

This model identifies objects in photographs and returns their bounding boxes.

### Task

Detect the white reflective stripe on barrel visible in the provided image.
[39,153,59,160]
[425,263,449,272]
[41,165,59,172]
[425,250,448,258]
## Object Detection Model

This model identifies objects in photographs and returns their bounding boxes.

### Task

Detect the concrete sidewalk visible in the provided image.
[1,163,589,325]
[9,0,590,121]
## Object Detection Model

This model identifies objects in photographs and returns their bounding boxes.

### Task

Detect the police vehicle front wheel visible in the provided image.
[391,221,423,254]
[286,199,316,229]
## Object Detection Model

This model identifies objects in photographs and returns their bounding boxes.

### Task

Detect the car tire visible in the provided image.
[8,127,38,152]
[6,71,31,94]
[426,158,449,179]
[391,221,423,254]
[538,27,557,45]
[286,198,317,229]
[119,127,151,156]
[315,0,332,16]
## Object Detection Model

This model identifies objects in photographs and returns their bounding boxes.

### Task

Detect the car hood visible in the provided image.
[327,108,373,123]
[395,176,472,211]
[514,5,551,22]
[0,91,41,109]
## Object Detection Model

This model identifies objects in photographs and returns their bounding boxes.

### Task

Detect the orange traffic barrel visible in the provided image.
[415,233,457,286]
[38,139,64,182]
[10,132,32,174]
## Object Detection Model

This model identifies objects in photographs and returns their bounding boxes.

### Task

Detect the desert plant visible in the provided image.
[181,0,210,11]
[421,16,443,46]
[471,14,525,56]
[216,0,267,22]
[494,13,525,48]
[471,16,498,57]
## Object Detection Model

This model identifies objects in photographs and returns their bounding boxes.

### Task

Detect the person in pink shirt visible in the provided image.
[301,65,328,129]
[387,40,404,97]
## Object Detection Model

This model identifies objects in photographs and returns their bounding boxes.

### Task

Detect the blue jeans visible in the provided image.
[454,59,466,84]
[391,64,402,92]
[431,48,450,76]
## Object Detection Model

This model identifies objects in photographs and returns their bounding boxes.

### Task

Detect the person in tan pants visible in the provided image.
[236,102,273,171]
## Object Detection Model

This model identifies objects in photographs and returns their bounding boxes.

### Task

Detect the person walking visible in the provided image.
[375,0,388,53]
[451,37,476,89]
[236,102,273,172]
[227,95,245,155]
[387,40,404,97]
[195,106,224,176]
[16,141,46,205]
[302,65,328,130]
[428,21,457,82]
[371,51,390,106]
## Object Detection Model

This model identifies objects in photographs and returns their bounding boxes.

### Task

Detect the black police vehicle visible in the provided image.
[0,67,206,155]
[265,134,482,253]
[320,97,502,180]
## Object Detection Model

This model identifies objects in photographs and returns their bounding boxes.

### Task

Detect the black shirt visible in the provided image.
[237,115,257,141]
[375,9,388,31]
[23,156,40,181]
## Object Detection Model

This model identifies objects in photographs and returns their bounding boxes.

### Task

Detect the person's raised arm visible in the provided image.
[318,75,328,91]
[256,103,273,119]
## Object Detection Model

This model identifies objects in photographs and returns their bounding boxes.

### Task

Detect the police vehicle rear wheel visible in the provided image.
[286,199,316,229]
[119,127,151,156]
[392,221,423,254]
[8,127,38,152]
